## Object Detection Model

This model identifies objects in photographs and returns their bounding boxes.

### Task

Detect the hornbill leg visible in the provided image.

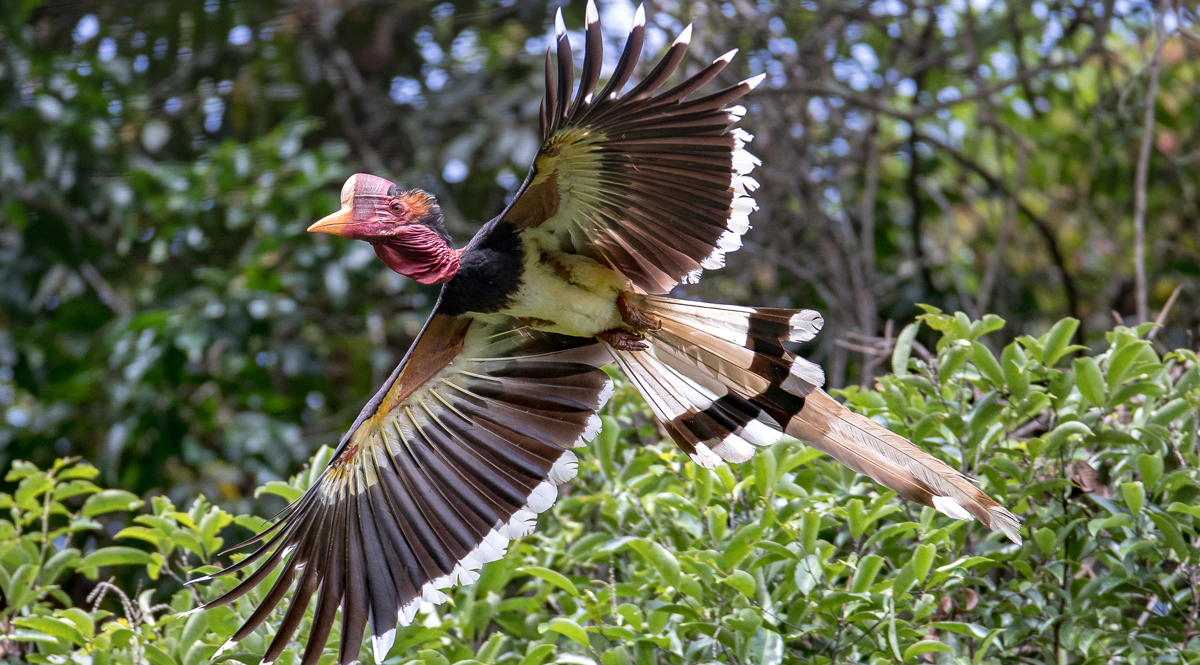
[597,328,649,352]
[616,293,661,331]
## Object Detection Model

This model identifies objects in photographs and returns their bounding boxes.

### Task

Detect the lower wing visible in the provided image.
[192,310,613,665]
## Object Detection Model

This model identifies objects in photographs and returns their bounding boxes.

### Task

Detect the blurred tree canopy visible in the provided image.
[2,0,1200,508]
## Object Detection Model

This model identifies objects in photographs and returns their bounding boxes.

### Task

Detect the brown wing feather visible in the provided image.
[191,311,614,665]
[498,3,765,293]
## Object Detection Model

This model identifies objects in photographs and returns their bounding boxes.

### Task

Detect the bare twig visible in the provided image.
[79,262,132,318]
[1148,284,1184,342]
[1133,4,1168,322]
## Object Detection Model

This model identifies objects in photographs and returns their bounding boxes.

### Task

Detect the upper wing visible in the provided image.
[194,309,613,665]
[500,2,764,294]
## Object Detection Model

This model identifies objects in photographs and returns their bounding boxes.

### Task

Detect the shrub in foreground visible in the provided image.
[1,310,1198,664]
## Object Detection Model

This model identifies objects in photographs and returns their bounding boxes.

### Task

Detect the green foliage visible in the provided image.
[3,313,1198,663]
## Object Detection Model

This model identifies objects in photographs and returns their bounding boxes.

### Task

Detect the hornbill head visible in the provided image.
[309,174,458,284]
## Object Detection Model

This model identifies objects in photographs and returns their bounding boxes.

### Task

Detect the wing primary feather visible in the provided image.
[300,505,348,665]
[555,23,572,129]
[339,504,370,665]
[623,24,691,102]
[543,47,557,137]
[593,3,645,105]
[570,0,603,117]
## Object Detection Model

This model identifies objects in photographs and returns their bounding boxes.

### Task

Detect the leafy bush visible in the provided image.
[2,311,1198,664]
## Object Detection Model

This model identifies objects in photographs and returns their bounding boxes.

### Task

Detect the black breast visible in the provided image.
[439,220,524,316]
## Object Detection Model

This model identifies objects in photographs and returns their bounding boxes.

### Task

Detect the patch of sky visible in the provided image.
[830,138,850,156]
[204,0,219,13]
[218,80,233,94]
[768,17,785,34]
[153,37,168,60]
[425,67,448,91]
[204,97,224,132]
[452,29,483,72]
[134,55,149,73]
[1010,97,1033,118]
[496,170,519,190]
[990,51,1016,78]
[851,43,878,71]
[948,118,966,142]
[768,38,797,56]
[416,27,444,65]
[432,2,455,20]
[131,32,146,48]
[808,97,829,122]
[165,97,182,114]
[229,25,252,46]
[936,5,957,36]
[390,77,423,106]
[99,37,117,62]
[443,159,468,183]
[888,22,901,37]
[74,15,99,43]
[936,87,961,103]
[896,78,917,97]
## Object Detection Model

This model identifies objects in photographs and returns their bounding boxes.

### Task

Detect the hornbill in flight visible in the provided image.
[190,4,1021,663]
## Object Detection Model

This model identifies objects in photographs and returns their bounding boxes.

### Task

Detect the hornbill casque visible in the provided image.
[189,4,1021,663]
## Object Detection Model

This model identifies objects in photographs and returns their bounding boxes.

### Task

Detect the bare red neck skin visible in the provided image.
[372,225,461,284]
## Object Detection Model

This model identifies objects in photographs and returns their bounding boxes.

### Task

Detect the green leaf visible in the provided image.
[82,490,144,517]
[892,323,920,377]
[912,543,935,584]
[850,554,884,593]
[253,481,302,502]
[540,618,590,646]
[5,460,39,481]
[794,554,824,595]
[902,640,953,661]
[721,570,756,597]
[646,540,681,586]
[971,342,1005,387]
[516,566,580,598]
[519,645,557,665]
[750,629,784,665]
[1138,453,1164,489]
[13,616,86,647]
[1073,357,1106,407]
[1121,482,1145,515]
[1041,318,1080,367]
[78,546,153,569]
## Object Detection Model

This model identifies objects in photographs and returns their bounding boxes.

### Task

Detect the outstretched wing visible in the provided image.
[501,2,764,294]
[194,308,613,665]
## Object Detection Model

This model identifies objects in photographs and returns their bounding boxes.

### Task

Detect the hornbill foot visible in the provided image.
[597,328,649,352]
[616,293,661,331]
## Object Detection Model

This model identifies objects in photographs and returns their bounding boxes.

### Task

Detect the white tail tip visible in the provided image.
[717,48,739,63]
[744,73,767,90]
[555,8,566,38]
[586,0,599,25]
[633,4,646,28]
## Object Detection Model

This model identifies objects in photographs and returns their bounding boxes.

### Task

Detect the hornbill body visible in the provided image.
[193,4,1021,663]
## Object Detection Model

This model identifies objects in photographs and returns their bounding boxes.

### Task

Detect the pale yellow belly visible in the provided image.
[493,235,629,338]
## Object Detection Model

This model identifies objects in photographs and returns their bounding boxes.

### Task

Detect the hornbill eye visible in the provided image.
[389,199,406,216]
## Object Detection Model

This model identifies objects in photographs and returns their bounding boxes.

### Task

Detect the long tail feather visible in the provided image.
[610,295,1022,544]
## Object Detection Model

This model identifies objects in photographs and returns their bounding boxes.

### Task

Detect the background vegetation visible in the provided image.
[2,0,1200,661]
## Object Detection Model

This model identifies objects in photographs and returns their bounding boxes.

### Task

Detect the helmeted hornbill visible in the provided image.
[190,4,1021,663]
